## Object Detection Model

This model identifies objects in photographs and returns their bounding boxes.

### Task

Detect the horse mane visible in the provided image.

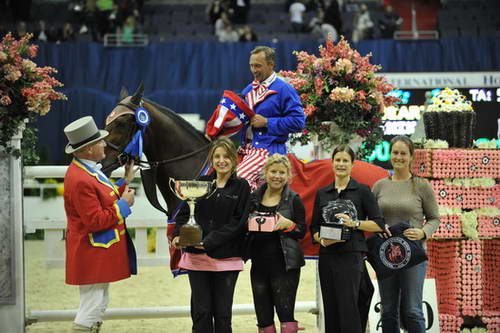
[143,98,208,142]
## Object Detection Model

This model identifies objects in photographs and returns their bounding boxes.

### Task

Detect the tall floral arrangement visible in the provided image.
[0,33,66,160]
[280,37,399,158]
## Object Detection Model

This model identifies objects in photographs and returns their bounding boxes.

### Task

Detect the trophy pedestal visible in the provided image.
[178,224,202,247]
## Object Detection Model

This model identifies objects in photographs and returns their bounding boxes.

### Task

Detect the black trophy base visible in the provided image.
[178,224,202,247]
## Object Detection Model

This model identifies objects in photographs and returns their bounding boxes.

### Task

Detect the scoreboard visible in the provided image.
[369,72,500,167]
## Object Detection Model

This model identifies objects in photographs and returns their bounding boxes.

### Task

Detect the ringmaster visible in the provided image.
[63,116,137,332]
[237,46,305,189]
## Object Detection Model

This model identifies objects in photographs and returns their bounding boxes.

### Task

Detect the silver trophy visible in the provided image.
[169,178,217,246]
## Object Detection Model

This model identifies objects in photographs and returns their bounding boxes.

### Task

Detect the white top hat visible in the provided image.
[64,116,109,154]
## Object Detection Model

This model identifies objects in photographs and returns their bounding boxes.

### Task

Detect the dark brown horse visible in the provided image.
[101,84,211,218]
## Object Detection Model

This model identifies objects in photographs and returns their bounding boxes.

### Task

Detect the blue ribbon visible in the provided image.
[123,107,151,159]
[124,130,143,159]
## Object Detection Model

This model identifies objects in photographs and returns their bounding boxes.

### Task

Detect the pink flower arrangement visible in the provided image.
[0,33,66,158]
[280,36,399,157]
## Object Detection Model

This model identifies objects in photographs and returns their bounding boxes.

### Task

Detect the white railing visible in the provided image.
[103,33,149,47]
[394,2,439,40]
[23,165,320,327]
[28,302,318,322]
[24,166,169,268]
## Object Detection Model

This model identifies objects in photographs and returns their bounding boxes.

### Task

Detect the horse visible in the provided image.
[101,83,211,219]
[101,83,390,261]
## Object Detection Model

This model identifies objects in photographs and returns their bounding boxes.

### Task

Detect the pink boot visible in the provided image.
[280,322,303,333]
[258,323,276,333]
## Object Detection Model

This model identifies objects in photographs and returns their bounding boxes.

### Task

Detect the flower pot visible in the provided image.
[423,111,476,148]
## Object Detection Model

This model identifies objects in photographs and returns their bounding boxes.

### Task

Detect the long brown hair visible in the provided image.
[206,136,238,174]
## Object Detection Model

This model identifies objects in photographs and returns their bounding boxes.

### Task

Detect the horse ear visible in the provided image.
[119,86,129,101]
[130,81,144,107]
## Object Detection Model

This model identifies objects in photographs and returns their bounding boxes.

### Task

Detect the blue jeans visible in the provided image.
[377,261,427,333]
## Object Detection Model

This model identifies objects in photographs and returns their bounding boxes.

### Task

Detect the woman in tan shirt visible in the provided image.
[373,136,440,333]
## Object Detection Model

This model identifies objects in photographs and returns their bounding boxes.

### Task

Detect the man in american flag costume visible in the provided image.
[238,46,305,190]
[205,47,304,190]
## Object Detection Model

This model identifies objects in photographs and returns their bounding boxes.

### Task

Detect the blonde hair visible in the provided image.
[262,153,293,182]
[207,136,238,174]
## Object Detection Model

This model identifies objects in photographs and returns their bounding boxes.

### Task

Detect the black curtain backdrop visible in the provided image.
[32,37,500,164]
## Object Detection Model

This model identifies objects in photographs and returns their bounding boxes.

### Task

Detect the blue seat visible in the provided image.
[460,25,477,37]
[440,28,459,38]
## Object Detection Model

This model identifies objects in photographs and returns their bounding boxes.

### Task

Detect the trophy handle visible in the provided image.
[169,178,185,200]
[204,179,218,199]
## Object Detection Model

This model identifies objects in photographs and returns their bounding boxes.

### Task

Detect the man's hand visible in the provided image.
[122,186,135,207]
[251,114,268,128]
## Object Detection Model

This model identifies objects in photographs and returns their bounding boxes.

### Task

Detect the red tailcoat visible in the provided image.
[64,159,134,285]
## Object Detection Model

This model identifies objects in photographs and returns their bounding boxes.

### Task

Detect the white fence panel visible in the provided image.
[24,166,170,268]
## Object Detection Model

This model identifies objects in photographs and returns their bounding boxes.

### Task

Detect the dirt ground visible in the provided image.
[25,240,319,333]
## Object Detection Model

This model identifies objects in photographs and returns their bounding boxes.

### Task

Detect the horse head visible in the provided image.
[101,82,211,216]
[101,84,143,174]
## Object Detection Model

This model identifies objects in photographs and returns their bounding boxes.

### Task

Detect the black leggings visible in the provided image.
[187,270,239,333]
[250,255,300,327]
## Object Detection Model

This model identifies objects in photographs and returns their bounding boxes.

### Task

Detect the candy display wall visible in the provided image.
[416,148,499,331]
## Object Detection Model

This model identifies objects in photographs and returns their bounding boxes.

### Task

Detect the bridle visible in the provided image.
[102,101,211,175]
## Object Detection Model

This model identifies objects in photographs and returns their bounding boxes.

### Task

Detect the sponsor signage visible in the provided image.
[376,72,500,88]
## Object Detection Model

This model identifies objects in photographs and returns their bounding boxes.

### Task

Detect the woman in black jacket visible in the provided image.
[244,154,306,333]
[172,137,251,333]
[310,145,385,333]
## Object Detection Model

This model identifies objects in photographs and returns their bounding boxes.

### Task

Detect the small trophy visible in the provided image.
[169,178,217,247]
[320,200,356,241]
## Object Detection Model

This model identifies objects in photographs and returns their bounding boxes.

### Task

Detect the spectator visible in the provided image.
[378,5,403,39]
[340,0,359,40]
[289,0,306,33]
[342,0,359,14]
[352,4,373,42]
[115,0,141,27]
[34,20,51,42]
[324,0,343,36]
[309,7,338,42]
[238,25,258,42]
[120,15,137,44]
[230,0,250,25]
[219,21,239,42]
[60,22,76,42]
[215,11,231,38]
[206,0,229,25]
[96,0,114,40]
[14,21,29,39]
[306,0,324,12]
